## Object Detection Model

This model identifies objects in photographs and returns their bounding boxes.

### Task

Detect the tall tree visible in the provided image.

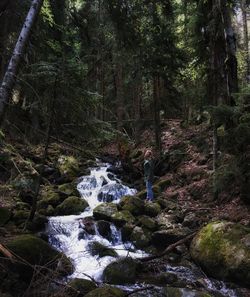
[0,0,44,125]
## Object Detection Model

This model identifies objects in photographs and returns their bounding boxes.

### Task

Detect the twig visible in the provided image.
[139,232,197,262]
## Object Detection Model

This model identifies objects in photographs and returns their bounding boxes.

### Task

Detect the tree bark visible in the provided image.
[153,75,162,153]
[241,0,250,83]
[115,60,124,131]
[0,0,44,125]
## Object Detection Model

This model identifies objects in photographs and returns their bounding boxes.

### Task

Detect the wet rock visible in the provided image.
[131,226,151,249]
[0,207,12,226]
[152,227,191,248]
[84,286,125,297]
[67,278,97,296]
[144,202,161,217]
[119,195,145,216]
[163,287,213,297]
[190,221,250,287]
[56,196,89,215]
[98,184,128,202]
[79,217,95,236]
[96,220,112,240]
[138,215,157,231]
[1,235,73,282]
[87,241,118,258]
[93,203,118,221]
[141,272,178,286]
[58,182,79,197]
[111,210,135,226]
[103,257,138,284]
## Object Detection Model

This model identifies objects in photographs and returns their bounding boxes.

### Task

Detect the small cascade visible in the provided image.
[47,162,144,280]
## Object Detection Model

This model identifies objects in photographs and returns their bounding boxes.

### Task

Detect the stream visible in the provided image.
[46,161,240,297]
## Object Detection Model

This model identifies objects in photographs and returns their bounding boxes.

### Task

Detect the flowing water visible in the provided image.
[47,162,240,297]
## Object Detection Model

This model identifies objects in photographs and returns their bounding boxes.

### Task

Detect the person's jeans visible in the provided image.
[146,180,154,201]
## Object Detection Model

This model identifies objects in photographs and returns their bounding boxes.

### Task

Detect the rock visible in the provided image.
[136,189,147,200]
[79,217,95,237]
[84,286,125,297]
[67,278,97,296]
[39,186,61,208]
[58,182,79,197]
[103,257,138,284]
[156,198,178,211]
[98,184,129,202]
[96,220,112,240]
[141,272,178,286]
[183,212,205,229]
[0,207,12,226]
[131,226,151,249]
[58,155,80,179]
[152,227,191,248]
[111,210,135,226]
[144,202,161,217]
[93,203,118,221]
[155,179,172,191]
[163,287,213,297]
[121,223,135,242]
[119,195,144,216]
[156,213,178,229]
[138,215,157,231]
[87,241,118,258]
[56,196,88,215]
[26,214,48,232]
[190,221,250,287]
[1,235,73,281]
[13,210,30,225]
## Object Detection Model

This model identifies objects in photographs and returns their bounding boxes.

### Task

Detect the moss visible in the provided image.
[93,203,118,221]
[84,286,125,297]
[68,278,97,296]
[58,182,79,197]
[144,202,161,217]
[0,207,12,226]
[155,179,172,190]
[3,235,73,281]
[131,226,151,249]
[136,189,147,200]
[119,195,144,216]
[56,196,88,215]
[138,215,157,230]
[111,210,135,226]
[39,187,61,208]
[103,258,138,285]
[58,155,80,179]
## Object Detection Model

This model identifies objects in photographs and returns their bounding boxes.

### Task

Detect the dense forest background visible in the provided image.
[0,0,249,201]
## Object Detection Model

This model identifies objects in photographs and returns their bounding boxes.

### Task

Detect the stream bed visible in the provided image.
[46,161,240,297]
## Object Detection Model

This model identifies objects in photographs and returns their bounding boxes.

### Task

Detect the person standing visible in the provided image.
[144,149,154,201]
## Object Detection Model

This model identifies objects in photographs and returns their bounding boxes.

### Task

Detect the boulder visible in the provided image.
[119,195,144,216]
[87,241,118,258]
[0,207,12,226]
[84,286,125,297]
[111,210,135,226]
[190,221,250,287]
[79,217,95,236]
[155,179,172,191]
[96,220,112,240]
[156,213,178,229]
[58,155,80,179]
[67,278,97,296]
[58,182,79,197]
[38,186,61,209]
[121,223,135,242]
[98,183,129,202]
[138,215,157,231]
[1,235,73,281]
[103,257,138,284]
[144,202,161,217]
[131,226,151,249]
[93,203,118,221]
[152,227,191,248]
[56,196,88,215]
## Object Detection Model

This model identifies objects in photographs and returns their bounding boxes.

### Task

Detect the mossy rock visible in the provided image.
[58,155,80,179]
[121,223,135,242]
[155,179,172,191]
[68,278,97,296]
[93,203,118,221]
[138,215,157,230]
[152,185,161,198]
[26,214,48,232]
[131,226,151,249]
[141,272,177,286]
[111,210,135,226]
[190,221,250,287]
[58,182,79,197]
[2,235,73,281]
[119,195,144,216]
[84,286,125,297]
[13,210,30,225]
[56,196,88,215]
[0,207,12,226]
[144,202,161,217]
[39,187,61,208]
[103,257,138,285]
[87,241,118,258]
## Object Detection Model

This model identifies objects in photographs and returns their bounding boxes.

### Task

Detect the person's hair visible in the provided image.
[144,149,152,158]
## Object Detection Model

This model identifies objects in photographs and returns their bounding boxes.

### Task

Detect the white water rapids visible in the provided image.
[47,162,146,280]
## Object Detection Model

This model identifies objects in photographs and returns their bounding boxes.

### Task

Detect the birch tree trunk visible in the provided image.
[0,0,44,125]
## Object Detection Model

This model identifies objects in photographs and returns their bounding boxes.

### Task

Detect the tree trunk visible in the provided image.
[241,0,250,83]
[153,75,162,153]
[115,61,124,131]
[0,0,44,125]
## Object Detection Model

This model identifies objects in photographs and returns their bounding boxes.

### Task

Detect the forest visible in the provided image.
[0,1,250,297]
